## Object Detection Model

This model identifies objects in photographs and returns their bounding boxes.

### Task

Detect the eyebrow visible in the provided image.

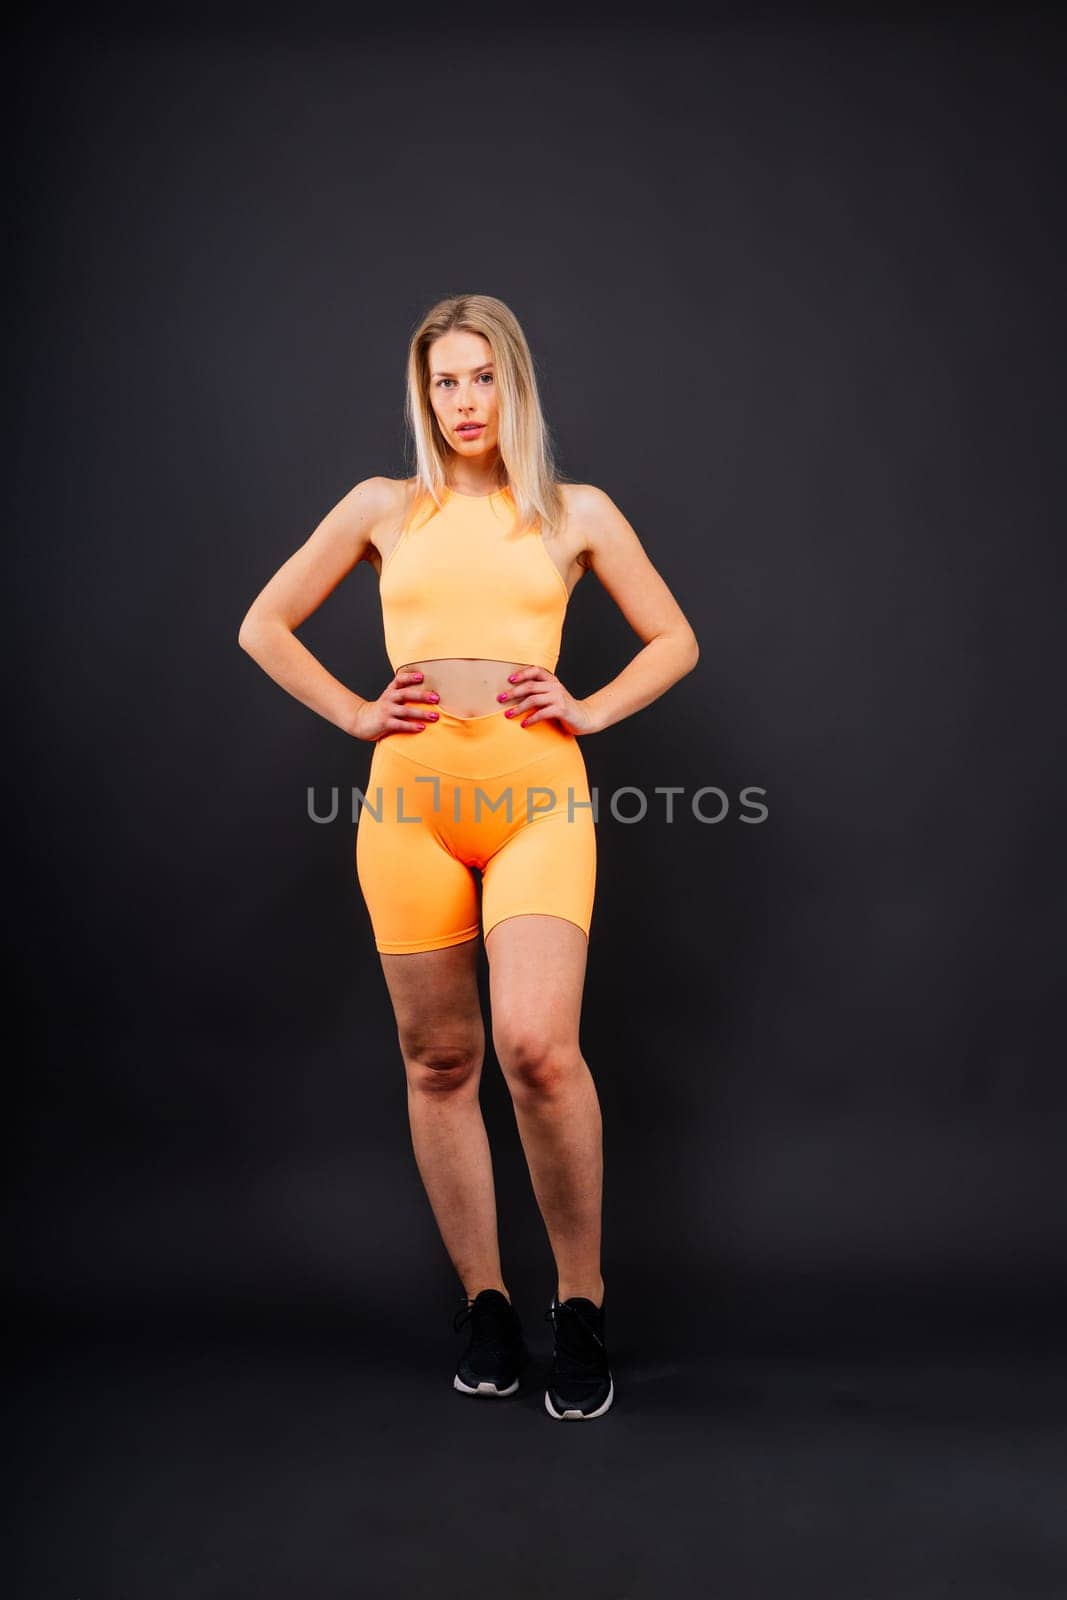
[430,362,494,377]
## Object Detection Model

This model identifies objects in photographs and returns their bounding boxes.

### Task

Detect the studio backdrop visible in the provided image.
[10,6,1065,1357]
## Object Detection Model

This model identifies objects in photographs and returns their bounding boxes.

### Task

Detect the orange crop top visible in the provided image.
[378,485,570,672]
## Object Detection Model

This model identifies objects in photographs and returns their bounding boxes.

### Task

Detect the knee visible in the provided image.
[494,1029,580,1102]
[401,1038,481,1096]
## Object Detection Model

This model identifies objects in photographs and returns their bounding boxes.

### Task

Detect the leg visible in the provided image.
[357,738,509,1303]
[485,914,604,1307]
[380,937,512,1302]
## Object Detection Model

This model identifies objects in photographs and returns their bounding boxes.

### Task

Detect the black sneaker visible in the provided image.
[452,1289,528,1397]
[544,1294,615,1420]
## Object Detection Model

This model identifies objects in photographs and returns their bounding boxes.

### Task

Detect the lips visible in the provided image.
[456,424,484,435]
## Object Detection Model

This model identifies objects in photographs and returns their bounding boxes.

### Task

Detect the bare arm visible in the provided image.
[237,476,431,739]
[576,485,700,734]
[503,484,700,736]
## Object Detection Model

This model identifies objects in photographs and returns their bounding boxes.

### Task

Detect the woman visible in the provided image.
[238,294,699,1420]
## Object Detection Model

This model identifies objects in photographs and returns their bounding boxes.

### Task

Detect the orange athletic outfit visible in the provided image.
[355,485,597,954]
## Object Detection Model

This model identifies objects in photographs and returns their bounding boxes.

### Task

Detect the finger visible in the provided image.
[509,707,556,724]
[505,691,552,715]
[525,699,566,724]
[394,687,440,705]
[499,672,553,700]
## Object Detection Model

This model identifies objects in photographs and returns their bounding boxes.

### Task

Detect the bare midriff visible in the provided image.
[399,657,531,718]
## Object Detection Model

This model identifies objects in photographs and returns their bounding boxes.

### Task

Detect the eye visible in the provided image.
[433,373,493,389]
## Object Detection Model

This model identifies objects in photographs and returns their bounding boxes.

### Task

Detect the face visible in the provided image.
[426,329,500,459]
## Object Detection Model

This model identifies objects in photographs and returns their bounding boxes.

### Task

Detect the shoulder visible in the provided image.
[317,475,397,537]
[559,482,626,528]
[346,475,421,540]
[359,475,414,517]
[310,477,412,573]
[558,482,630,568]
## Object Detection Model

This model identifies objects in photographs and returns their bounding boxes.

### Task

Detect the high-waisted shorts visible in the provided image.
[355,707,597,954]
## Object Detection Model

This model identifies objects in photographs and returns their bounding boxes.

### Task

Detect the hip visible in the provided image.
[369,704,588,784]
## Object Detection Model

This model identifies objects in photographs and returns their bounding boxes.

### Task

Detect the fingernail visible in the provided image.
[428,693,440,702]
[508,674,517,683]
[428,712,439,719]
[505,709,514,717]
[496,693,508,702]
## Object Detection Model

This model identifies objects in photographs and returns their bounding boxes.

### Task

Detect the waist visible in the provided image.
[375,701,579,781]
[399,657,536,718]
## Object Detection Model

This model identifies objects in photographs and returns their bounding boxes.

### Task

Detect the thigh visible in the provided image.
[485,913,589,1056]
[355,739,481,956]
[380,935,485,1065]
[482,734,596,1055]
[479,736,597,952]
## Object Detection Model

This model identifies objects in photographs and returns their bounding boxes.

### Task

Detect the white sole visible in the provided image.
[453,1373,520,1397]
[545,1376,615,1420]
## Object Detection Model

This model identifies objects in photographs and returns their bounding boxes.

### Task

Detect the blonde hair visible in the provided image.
[401,293,568,537]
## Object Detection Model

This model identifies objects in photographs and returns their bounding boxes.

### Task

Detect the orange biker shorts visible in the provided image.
[355,706,597,954]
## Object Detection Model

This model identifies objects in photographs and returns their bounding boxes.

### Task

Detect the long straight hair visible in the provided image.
[401,293,568,537]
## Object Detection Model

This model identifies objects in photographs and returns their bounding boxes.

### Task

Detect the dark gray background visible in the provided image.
[9,6,1066,1597]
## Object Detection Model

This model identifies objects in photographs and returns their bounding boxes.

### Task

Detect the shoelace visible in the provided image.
[544,1299,605,1350]
[453,1294,516,1336]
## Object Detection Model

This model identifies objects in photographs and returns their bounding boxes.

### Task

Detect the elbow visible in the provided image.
[656,627,699,678]
[237,610,261,654]
[239,610,290,658]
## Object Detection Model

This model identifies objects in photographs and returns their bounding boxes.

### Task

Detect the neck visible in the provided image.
[446,449,505,498]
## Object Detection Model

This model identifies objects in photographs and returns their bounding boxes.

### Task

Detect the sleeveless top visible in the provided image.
[378,485,570,672]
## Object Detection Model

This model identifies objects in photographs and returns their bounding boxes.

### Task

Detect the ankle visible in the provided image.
[463,1281,510,1304]
[556,1278,604,1309]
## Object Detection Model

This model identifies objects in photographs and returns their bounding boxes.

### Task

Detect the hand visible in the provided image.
[350,669,440,742]
[497,666,600,736]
